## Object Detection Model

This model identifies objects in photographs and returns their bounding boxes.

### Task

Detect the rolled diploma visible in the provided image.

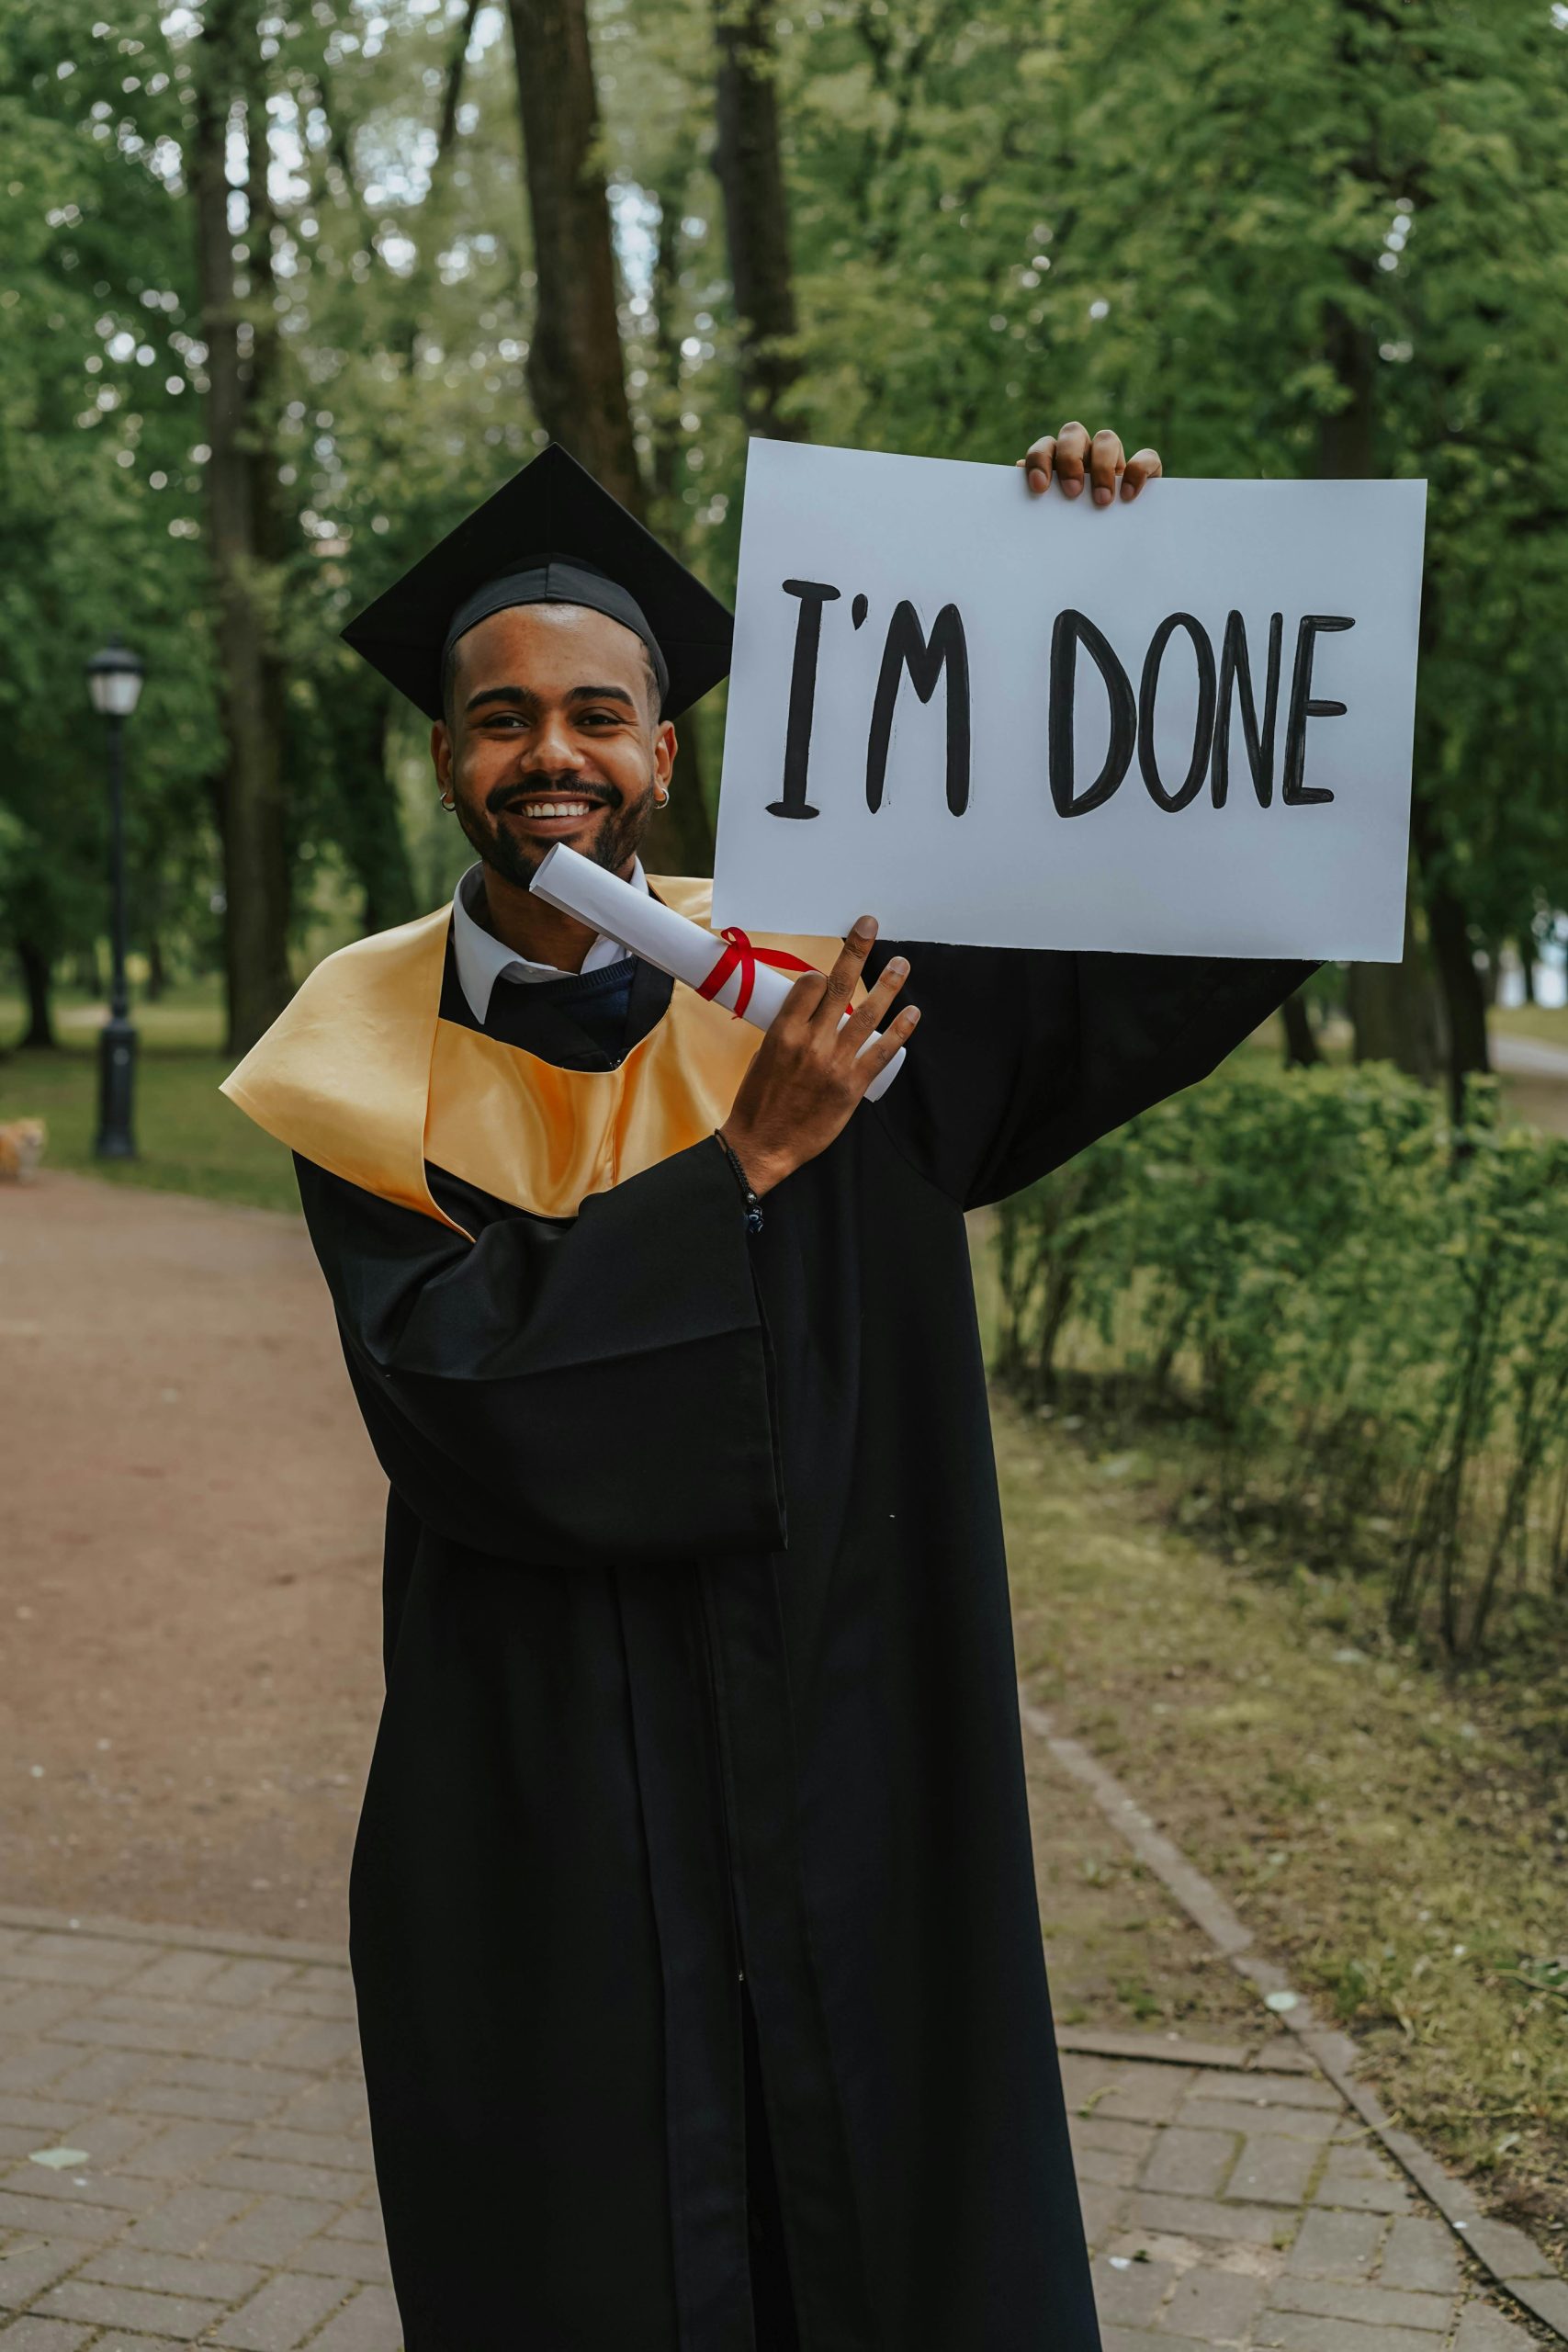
[529,842,905,1101]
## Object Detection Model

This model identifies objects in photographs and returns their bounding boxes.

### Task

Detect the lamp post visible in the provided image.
[85,636,145,1160]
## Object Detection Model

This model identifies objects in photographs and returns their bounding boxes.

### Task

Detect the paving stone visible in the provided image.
[288,2236,393,2287]
[1072,2138,1143,2188]
[275,2083,370,2137]
[323,2204,386,2245]
[268,2021,361,2071]
[0,2239,86,2309]
[1160,2262,1269,2342]
[1173,2096,1339,2143]
[0,2163,162,2215]
[1450,2304,1540,2350]
[35,2276,230,2338]
[204,2197,342,2268]
[1260,2314,1455,2351]
[1092,2065,1190,2126]
[78,2245,267,2301]
[0,1995,89,2041]
[1125,2190,1290,2245]
[0,1938,148,1988]
[231,2130,373,2174]
[1377,2218,1461,2296]
[1268,2274,1455,2332]
[118,2186,254,2256]
[0,2320,97,2350]
[1138,2125,1237,2199]
[201,2014,317,2066]
[121,1952,231,2004]
[1089,2254,1177,2327]
[1461,2219,1558,2279]
[299,2285,402,2349]
[116,2118,246,2178]
[32,2052,158,2109]
[1076,2179,1126,2251]
[1284,2207,1385,2278]
[207,2268,346,2348]
[1229,2133,1322,2207]
[1511,2277,1568,2334]
[197,1962,307,2009]
[120,2082,290,2127]
[0,2053,80,2099]
[1314,2165,1413,2214]
[1190,2069,1341,2109]
[0,2189,126,2244]
[1072,2117,1156,2163]
[208,2155,369,2204]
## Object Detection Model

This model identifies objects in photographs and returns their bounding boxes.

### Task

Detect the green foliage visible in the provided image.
[996,1064,1568,1657]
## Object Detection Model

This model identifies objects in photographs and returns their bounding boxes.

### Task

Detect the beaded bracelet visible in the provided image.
[714,1131,764,1236]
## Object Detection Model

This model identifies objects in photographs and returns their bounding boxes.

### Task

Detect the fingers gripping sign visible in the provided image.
[719,917,919,1197]
[1015,422,1163,505]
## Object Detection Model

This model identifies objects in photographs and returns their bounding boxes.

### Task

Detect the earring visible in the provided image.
[440,793,455,811]
[654,786,670,808]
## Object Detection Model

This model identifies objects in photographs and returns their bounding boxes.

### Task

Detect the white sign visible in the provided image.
[712,440,1427,960]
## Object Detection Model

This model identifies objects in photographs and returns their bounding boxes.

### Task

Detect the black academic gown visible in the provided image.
[294,933,1311,2352]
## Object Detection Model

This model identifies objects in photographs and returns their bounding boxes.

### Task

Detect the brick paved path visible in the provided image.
[0,1907,1552,2349]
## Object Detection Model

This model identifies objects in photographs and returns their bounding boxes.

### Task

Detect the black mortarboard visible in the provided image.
[341,443,734,722]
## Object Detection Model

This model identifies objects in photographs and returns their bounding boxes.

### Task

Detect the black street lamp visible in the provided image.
[85,636,145,1160]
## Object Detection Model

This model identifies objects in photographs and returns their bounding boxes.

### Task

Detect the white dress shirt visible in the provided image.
[449,857,649,1027]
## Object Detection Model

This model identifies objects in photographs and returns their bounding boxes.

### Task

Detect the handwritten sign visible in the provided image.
[712,441,1427,960]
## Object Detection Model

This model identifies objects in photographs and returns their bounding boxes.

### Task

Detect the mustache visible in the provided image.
[486,775,622,817]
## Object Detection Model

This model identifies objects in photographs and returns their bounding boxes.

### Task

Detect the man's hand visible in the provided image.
[1017,421,1163,506]
[718,918,918,1196]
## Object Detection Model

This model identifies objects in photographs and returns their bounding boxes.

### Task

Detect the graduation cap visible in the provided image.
[341,443,733,723]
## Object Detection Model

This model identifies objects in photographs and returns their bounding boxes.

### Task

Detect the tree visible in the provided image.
[193,0,293,1053]
[713,0,803,440]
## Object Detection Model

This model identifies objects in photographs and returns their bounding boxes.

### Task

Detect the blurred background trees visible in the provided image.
[4,0,1567,1065]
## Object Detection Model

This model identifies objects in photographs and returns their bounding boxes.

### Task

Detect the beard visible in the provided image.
[455,769,658,892]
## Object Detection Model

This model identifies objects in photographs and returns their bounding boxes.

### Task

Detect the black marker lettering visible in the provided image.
[1138,614,1217,813]
[1048,609,1136,818]
[865,600,972,816]
[767,579,840,820]
[1211,610,1283,808]
[1282,615,1354,806]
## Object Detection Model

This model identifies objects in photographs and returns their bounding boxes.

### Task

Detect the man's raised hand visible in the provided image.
[1017,421,1163,505]
[717,919,918,1197]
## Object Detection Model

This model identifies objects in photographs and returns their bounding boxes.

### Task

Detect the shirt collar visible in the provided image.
[449,857,649,1026]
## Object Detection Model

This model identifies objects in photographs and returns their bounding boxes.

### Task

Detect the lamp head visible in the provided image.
[85,636,145,718]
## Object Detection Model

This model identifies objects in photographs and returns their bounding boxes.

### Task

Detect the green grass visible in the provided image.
[0,982,297,1213]
[1493,1001,1568,1047]
[998,1396,1568,2256]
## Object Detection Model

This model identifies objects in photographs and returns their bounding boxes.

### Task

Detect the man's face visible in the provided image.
[432,603,676,890]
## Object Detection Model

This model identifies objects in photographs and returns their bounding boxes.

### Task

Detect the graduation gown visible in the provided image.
[223,884,1310,2352]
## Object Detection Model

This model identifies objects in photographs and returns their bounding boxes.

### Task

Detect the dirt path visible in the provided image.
[0,1173,387,1944]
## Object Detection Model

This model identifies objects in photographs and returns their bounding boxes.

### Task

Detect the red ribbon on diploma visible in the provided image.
[696,927,817,1022]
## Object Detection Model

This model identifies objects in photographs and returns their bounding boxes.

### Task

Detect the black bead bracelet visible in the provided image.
[714,1131,765,1236]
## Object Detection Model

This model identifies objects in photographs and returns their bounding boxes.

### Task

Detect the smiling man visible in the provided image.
[222,434,1313,2352]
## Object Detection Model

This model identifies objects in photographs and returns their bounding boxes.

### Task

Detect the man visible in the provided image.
[224,424,1312,2352]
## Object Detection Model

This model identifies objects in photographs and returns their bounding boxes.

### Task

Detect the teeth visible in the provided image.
[514,800,593,818]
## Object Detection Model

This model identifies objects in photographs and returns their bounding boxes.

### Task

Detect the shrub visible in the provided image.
[996,1065,1568,1657]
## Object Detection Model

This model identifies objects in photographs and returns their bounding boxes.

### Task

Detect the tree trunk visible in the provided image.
[505,0,645,514]
[1409,797,1489,1119]
[645,714,717,877]
[194,1,293,1055]
[14,936,56,1050]
[327,679,419,933]
[1347,888,1440,1080]
[1280,988,1320,1068]
[714,0,804,440]
[146,935,167,1001]
[642,191,716,873]
[1519,932,1537,1005]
